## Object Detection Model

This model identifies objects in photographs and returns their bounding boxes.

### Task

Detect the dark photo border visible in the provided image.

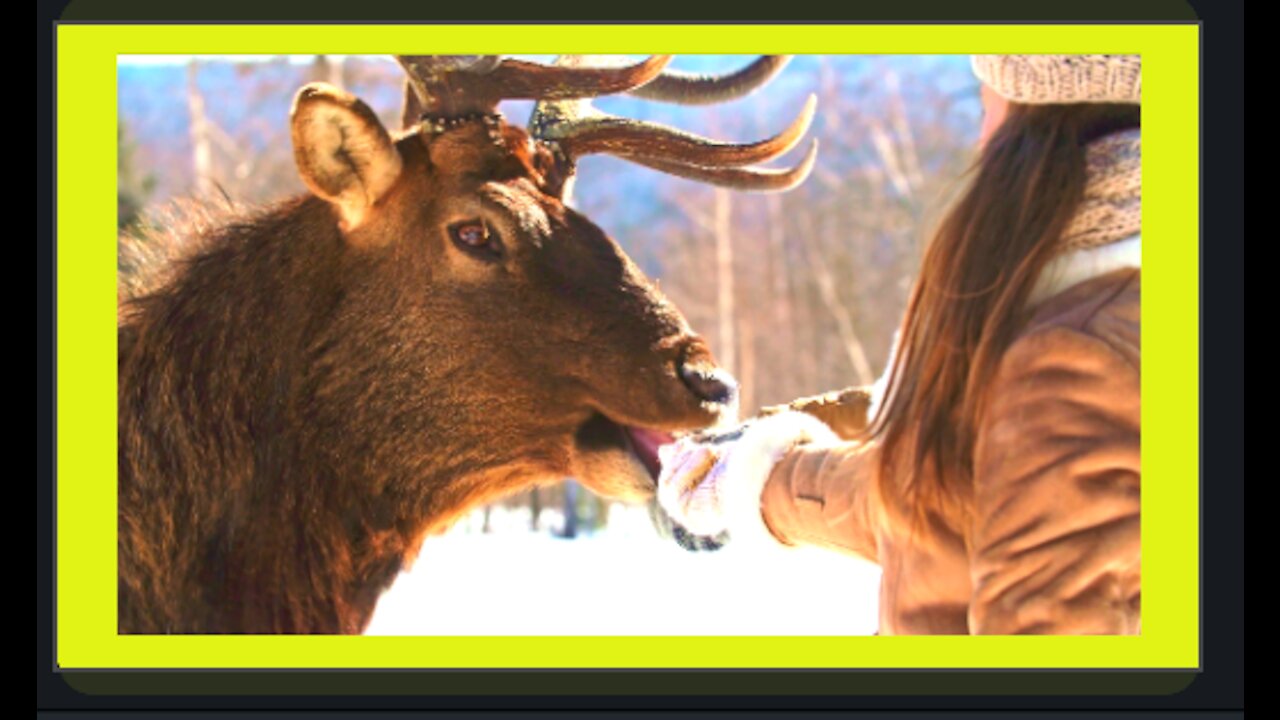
[36,0,1242,716]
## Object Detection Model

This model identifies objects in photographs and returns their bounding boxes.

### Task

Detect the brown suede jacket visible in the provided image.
[760,268,1140,635]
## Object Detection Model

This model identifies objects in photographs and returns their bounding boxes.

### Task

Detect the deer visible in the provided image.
[117,54,818,634]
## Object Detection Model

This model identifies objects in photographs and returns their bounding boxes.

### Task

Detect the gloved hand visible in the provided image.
[655,411,842,546]
[647,498,729,552]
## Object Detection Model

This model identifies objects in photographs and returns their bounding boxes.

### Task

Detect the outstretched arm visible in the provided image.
[656,409,881,563]
[759,386,875,440]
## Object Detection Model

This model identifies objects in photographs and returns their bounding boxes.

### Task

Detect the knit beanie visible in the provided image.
[970,54,1141,105]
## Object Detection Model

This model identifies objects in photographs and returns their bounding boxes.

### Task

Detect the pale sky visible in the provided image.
[118,54,364,65]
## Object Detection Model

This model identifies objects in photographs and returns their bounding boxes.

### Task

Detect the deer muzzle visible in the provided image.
[677,359,738,406]
[674,340,739,407]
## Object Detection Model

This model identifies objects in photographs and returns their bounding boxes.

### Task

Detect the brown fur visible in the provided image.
[119,93,730,634]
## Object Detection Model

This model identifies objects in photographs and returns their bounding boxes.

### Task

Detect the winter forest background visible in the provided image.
[118,54,981,635]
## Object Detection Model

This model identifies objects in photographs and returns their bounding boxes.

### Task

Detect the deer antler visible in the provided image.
[395,54,674,124]
[627,55,792,105]
[528,55,818,193]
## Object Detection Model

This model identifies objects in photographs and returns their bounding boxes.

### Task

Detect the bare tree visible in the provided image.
[312,54,345,89]
[186,61,214,197]
[712,187,737,378]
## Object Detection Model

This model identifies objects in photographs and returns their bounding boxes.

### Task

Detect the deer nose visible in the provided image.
[678,360,738,405]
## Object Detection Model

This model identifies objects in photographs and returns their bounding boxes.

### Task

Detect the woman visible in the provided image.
[656,54,1142,635]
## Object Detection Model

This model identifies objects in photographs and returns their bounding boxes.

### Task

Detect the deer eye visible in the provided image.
[448,220,503,260]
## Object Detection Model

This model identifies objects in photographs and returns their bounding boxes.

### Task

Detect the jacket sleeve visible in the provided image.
[968,326,1141,635]
[760,386,875,441]
[758,435,881,562]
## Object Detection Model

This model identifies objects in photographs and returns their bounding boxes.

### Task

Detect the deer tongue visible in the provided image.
[625,427,674,481]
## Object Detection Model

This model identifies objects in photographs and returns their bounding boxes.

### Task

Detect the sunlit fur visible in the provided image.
[118,110,729,633]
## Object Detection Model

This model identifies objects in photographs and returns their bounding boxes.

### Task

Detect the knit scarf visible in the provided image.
[1059,128,1141,252]
[1028,128,1142,305]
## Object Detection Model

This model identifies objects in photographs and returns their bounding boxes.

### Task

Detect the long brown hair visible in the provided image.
[868,101,1140,527]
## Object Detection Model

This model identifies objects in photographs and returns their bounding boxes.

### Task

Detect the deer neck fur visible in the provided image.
[117,198,566,634]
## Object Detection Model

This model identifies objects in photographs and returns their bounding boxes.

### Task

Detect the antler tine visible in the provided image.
[396,54,673,119]
[484,56,673,101]
[629,56,792,106]
[460,56,504,75]
[619,139,820,193]
[546,93,816,169]
[528,55,819,194]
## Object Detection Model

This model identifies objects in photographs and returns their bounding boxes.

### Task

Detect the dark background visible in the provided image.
[37,0,1243,715]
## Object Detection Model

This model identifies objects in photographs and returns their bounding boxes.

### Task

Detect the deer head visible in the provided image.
[288,54,816,512]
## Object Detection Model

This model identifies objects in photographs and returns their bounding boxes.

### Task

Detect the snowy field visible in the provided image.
[365,503,882,636]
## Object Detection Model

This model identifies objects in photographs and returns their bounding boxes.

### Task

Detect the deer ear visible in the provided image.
[291,83,403,233]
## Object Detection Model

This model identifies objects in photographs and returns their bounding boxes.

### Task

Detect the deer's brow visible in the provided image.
[477,181,551,247]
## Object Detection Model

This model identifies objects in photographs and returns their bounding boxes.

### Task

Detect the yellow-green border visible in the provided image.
[56,24,1200,669]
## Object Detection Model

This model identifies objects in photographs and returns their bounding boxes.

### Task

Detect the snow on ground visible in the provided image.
[364,503,881,636]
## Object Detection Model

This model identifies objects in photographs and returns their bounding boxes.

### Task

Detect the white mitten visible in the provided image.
[656,411,841,546]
